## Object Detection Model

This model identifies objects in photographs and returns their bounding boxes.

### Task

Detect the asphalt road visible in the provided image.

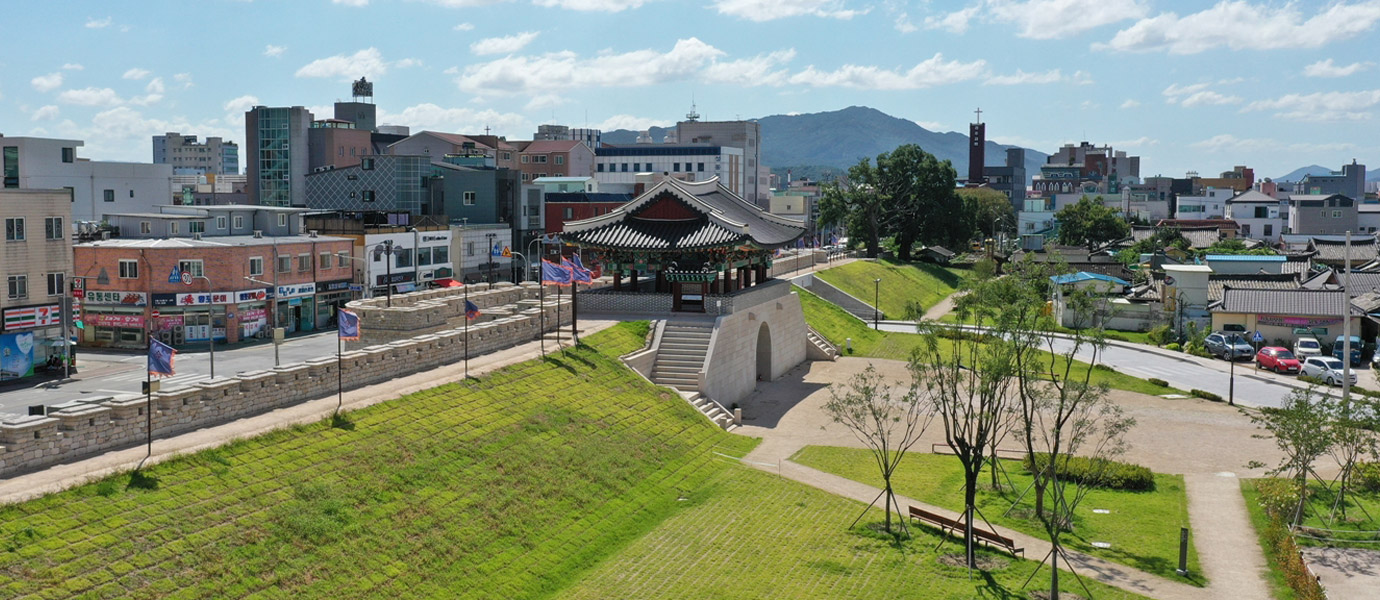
[0,332,343,418]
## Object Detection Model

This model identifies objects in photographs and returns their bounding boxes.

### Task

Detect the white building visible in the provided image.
[2,136,173,222]
[1018,197,1057,235]
[152,132,238,175]
[359,228,454,297]
[1225,190,1288,241]
[594,145,745,199]
[449,224,514,284]
[1358,203,1380,235]
[1175,188,1233,220]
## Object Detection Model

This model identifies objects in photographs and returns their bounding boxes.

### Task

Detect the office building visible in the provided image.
[245,105,314,207]
[1,135,173,222]
[152,132,239,175]
[675,118,765,205]
[594,145,745,199]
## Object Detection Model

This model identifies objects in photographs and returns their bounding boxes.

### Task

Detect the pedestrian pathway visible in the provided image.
[0,321,617,505]
[920,289,965,321]
[1183,473,1272,599]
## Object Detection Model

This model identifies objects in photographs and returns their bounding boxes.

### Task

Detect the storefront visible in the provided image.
[275,282,317,334]
[372,272,413,300]
[151,292,227,346]
[2,303,72,379]
[314,279,354,328]
[232,289,271,341]
[82,290,148,349]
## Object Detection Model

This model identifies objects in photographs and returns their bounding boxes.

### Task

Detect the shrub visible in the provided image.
[1165,343,1182,352]
[1147,377,1168,387]
[1298,375,1324,386]
[1092,363,1115,372]
[1252,479,1327,600]
[1147,324,1174,347]
[1022,453,1155,491]
[1191,389,1223,402]
[1356,462,1380,493]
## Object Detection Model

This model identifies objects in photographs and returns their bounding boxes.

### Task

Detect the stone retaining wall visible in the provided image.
[0,298,573,478]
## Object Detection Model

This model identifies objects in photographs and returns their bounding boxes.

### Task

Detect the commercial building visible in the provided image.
[1,135,173,222]
[675,119,765,206]
[302,212,454,297]
[304,154,431,215]
[1288,194,1358,236]
[1174,188,1233,219]
[1,189,74,381]
[1225,190,1287,241]
[1296,160,1366,201]
[515,140,595,182]
[245,105,314,207]
[152,132,239,175]
[452,224,513,284]
[594,145,745,199]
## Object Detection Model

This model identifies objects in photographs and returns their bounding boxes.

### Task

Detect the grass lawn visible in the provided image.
[1243,479,1380,548]
[816,258,968,319]
[1240,480,1303,600]
[798,286,1188,397]
[938,313,1157,345]
[794,447,1205,587]
[556,464,1154,600]
[0,322,759,600]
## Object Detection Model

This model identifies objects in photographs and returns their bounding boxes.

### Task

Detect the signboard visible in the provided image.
[0,332,35,379]
[375,272,413,286]
[422,234,448,243]
[71,278,84,292]
[92,314,146,328]
[84,291,148,306]
[348,284,364,292]
[1257,314,1343,329]
[395,283,416,293]
[153,315,182,331]
[236,289,270,303]
[175,292,213,306]
[3,305,63,330]
[276,282,316,298]
[168,266,182,284]
[317,279,354,293]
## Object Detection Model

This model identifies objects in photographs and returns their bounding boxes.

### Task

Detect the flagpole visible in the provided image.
[145,326,152,462]
[464,283,470,378]
[336,330,343,416]
[556,281,562,349]
[539,267,546,358]
[571,272,578,344]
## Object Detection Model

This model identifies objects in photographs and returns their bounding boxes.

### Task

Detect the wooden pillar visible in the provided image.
[655,269,665,293]
[630,269,638,290]
[613,271,622,291]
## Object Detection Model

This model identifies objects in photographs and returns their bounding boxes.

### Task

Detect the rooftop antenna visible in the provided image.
[686,94,700,122]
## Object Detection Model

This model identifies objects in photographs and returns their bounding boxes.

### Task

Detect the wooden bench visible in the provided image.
[908,505,1024,557]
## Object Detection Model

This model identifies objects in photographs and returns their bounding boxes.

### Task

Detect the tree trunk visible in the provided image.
[964,474,979,569]
[1034,477,1048,519]
[1050,536,1061,600]
[883,480,894,533]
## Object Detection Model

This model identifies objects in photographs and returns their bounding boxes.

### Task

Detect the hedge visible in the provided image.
[1253,479,1328,600]
[1148,378,1169,387]
[1191,389,1224,402]
[1022,453,1155,492]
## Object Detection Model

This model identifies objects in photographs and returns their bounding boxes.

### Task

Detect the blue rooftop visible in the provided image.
[1205,255,1287,262]
[1050,272,1130,286]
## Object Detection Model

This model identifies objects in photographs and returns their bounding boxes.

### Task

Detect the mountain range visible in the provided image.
[601,106,1048,183]
[1275,164,1380,184]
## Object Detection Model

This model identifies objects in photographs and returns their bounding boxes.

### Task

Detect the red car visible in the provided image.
[1256,346,1301,374]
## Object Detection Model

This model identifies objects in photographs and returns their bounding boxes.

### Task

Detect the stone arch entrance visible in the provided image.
[756,322,772,382]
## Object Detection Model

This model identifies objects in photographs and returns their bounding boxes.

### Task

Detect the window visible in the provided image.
[417,247,432,266]
[632,163,640,171]
[319,252,332,269]
[555,155,564,165]
[7,275,26,299]
[597,164,605,172]
[189,221,205,234]
[1264,224,1273,237]
[129,190,134,198]
[44,217,63,240]
[502,152,511,161]
[5,217,24,241]
[119,259,139,279]
[432,246,448,263]
[362,158,375,170]
[395,249,413,268]
[61,147,74,163]
[249,257,263,276]
[521,155,530,164]
[521,174,529,181]
[216,216,227,230]
[140,221,151,234]
[1241,224,1252,236]
[103,189,114,203]
[350,148,356,157]
[697,163,705,172]
[278,214,288,227]
[621,163,628,172]
[178,260,204,278]
[3,146,18,188]
[673,162,680,171]
[277,255,292,273]
[233,215,244,229]
[46,273,63,297]
[362,190,375,203]
[298,254,310,271]
[463,191,476,206]
[1254,206,1268,218]
[1333,210,1342,218]
[467,241,475,256]
[169,222,180,235]
[337,251,350,266]
[564,207,574,219]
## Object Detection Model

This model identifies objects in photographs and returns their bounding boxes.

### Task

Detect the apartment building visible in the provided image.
[1,135,173,222]
[152,132,239,175]
[0,189,74,381]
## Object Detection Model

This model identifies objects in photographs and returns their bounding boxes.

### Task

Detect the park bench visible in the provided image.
[908,505,1025,558]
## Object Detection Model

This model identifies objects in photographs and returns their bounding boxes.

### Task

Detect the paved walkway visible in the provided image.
[735,357,1282,600]
[0,321,617,505]
[1301,546,1380,599]
[921,290,965,321]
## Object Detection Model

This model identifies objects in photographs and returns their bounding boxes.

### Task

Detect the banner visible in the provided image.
[84,291,147,306]
[92,314,146,328]
[0,332,35,379]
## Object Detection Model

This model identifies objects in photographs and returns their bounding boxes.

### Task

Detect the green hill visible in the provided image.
[815,259,968,319]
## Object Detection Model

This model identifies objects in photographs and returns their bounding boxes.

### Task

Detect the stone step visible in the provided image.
[661,341,709,350]
[658,347,706,358]
[655,357,704,367]
[655,365,701,375]
[654,375,699,386]
[664,329,712,337]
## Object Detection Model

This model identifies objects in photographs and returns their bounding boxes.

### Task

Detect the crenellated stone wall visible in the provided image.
[0,298,573,478]
[347,279,603,345]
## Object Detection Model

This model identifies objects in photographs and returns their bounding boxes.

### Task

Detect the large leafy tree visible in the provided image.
[1055,196,1130,250]
[957,187,1015,241]
[819,158,885,257]
[876,144,962,261]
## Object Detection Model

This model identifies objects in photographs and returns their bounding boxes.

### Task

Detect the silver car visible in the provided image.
[1300,356,1358,386]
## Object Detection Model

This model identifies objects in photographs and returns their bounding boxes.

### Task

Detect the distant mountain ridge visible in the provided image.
[601,106,1048,182]
[1275,165,1333,182]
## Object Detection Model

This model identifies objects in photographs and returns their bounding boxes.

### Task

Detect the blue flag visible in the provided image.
[465,300,481,321]
[338,309,360,341]
[148,339,176,377]
[541,259,573,286]
[563,256,592,284]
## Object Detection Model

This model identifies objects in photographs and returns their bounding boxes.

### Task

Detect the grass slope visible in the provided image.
[0,322,757,600]
[1240,480,1302,600]
[556,465,1152,600]
[798,286,1187,397]
[815,259,967,318]
[794,448,1205,586]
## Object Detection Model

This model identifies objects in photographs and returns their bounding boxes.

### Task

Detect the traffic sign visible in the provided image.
[168,266,182,283]
[181,272,193,285]
[1252,331,1265,343]
[151,309,161,318]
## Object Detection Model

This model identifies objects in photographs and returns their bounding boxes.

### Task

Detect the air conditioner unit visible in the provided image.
[173,330,185,345]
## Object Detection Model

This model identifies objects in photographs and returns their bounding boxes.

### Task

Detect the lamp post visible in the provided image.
[194,274,215,379]
[874,277,881,331]
[409,227,420,288]
[485,232,497,290]
[368,240,402,307]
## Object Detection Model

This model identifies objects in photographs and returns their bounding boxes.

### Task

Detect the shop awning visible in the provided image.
[434,278,463,288]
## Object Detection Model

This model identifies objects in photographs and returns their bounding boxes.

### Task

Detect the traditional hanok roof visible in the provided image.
[561,176,805,250]
[922,245,955,258]
[1131,225,1223,250]
[1207,273,1300,302]
[1213,288,1358,315]
[1307,236,1378,264]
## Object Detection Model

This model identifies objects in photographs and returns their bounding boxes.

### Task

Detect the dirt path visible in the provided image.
[921,290,965,321]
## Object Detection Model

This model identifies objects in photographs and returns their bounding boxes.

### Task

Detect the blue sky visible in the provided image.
[2,0,1378,179]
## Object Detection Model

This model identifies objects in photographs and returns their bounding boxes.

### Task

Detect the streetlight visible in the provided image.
[874,277,881,331]
[369,240,404,307]
[194,274,215,379]
[485,232,497,290]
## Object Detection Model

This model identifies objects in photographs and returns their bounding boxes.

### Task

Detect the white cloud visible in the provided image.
[377,103,527,136]
[1162,82,1240,107]
[1120,99,1141,109]
[122,68,150,80]
[454,22,475,31]
[1191,134,1356,154]
[1304,58,1373,78]
[264,44,286,58]
[788,53,986,90]
[713,0,866,22]
[989,0,1147,40]
[531,0,647,10]
[701,49,796,86]
[146,77,165,94]
[525,94,567,111]
[924,5,980,33]
[457,38,724,94]
[595,114,672,131]
[1097,0,1380,54]
[55,106,237,163]
[57,87,124,107]
[32,106,60,121]
[1243,89,1380,121]
[895,12,917,33]
[174,73,194,89]
[61,63,84,71]
[296,47,393,79]
[333,0,369,5]
[422,0,513,6]
[443,66,460,75]
[983,68,1088,86]
[912,120,945,131]
[223,95,261,114]
[470,31,541,55]
[85,16,112,29]
[127,77,167,106]
[31,72,63,92]
[1109,136,1156,148]
[395,58,423,68]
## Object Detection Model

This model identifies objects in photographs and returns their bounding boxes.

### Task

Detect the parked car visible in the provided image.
[1205,332,1254,361]
[1294,336,1324,358]
[1255,347,1301,374]
[1300,356,1357,386]
[1331,335,1364,366]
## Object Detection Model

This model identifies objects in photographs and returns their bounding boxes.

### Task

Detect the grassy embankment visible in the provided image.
[814,258,968,319]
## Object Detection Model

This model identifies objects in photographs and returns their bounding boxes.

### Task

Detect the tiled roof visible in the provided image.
[1130,225,1221,249]
[1226,190,1281,204]
[1308,237,1378,263]
[522,140,585,153]
[1207,273,1300,302]
[569,219,741,250]
[1051,272,1130,286]
[1214,288,1355,315]
[1340,271,1380,295]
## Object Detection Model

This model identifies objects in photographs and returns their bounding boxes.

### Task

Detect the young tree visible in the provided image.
[821,365,932,536]
[912,292,1018,572]
[819,159,885,258]
[1327,396,1378,523]
[1247,387,1334,527]
[1055,196,1130,251]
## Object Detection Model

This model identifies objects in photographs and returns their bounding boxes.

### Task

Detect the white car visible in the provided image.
[1294,336,1324,358]
[1300,356,1357,386]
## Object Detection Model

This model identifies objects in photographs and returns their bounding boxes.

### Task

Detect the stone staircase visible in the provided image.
[687,392,737,432]
[650,321,713,393]
[806,325,839,361]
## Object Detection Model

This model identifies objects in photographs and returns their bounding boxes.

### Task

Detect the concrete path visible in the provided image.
[1301,546,1380,599]
[1183,473,1272,600]
[0,321,617,505]
[921,290,965,321]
